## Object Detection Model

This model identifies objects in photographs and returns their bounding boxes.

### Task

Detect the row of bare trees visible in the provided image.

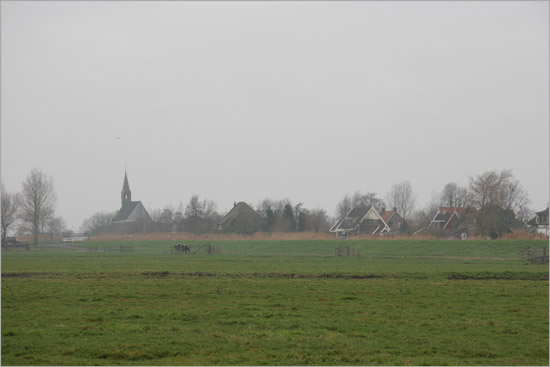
[148,195,221,234]
[1,169,64,244]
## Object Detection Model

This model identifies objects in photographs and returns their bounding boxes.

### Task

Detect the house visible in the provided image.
[527,208,549,236]
[427,207,468,231]
[380,208,406,232]
[213,202,264,234]
[111,172,152,235]
[427,207,479,239]
[329,206,392,237]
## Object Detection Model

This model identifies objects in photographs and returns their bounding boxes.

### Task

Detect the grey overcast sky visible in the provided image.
[1,1,549,231]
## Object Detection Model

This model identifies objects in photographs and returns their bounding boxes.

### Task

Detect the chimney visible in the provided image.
[381,207,385,212]
[234,201,236,207]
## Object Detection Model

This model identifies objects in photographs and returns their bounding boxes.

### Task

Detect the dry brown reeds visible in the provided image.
[500,232,549,240]
[14,231,548,243]
[90,231,336,242]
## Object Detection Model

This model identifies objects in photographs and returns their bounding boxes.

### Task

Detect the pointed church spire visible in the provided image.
[122,171,130,191]
[121,171,132,206]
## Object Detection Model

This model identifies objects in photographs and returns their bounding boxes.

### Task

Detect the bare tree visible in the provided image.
[385,181,417,221]
[306,208,330,233]
[183,195,220,233]
[80,211,116,236]
[468,169,513,209]
[501,179,530,212]
[515,204,534,225]
[46,216,69,236]
[148,208,162,223]
[20,169,58,245]
[335,194,353,219]
[201,198,220,232]
[1,183,20,242]
[160,206,174,225]
[184,195,203,218]
[356,192,385,211]
[256,198,291,217]
[468,169,530,214]
[440,182,470,207]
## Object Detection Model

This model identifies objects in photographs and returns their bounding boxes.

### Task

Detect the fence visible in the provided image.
[87,244,134,253]
[520,248,549,265]
[335,246,355,257]
[173,243,220,254]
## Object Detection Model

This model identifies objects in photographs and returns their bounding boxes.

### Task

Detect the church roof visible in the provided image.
[113,201,151,222]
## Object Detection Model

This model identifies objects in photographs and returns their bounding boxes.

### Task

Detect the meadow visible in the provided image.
[1,239,548,365]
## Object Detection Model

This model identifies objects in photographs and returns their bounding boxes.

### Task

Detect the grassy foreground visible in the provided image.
[2,239,548,365]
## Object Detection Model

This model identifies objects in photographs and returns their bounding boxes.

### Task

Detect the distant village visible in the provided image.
[2,169,548,244]
[82,171,549,240]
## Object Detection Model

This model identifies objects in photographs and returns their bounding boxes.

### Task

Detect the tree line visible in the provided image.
[1,168,540,241]
[80,196,332,236]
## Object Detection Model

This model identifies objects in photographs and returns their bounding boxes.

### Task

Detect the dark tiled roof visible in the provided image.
[438,207,468,217]
[338,217,361,230]
[380,211,401,223]
[112,201,151,222]
[113,202,138,222]
[334,206,370,230]
[329,218,345,232]
[217,202,263,227]
[332,206,377,232]
[433,212,453,222]
[347,206,370,218]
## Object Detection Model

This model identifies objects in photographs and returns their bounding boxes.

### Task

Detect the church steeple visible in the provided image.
[121,171,132,206]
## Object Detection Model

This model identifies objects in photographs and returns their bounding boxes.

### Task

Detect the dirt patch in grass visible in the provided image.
[141,271,170,277]
[1,272,55,278]
[447,272,548,280]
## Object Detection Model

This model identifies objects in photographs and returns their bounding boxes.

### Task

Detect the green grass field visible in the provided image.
[2,239,548,365]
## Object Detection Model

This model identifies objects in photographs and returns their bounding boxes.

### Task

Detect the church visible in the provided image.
[111,172,152,234]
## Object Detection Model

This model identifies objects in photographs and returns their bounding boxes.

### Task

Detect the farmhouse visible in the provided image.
[111,172,152,235]
[380,208,406,232]
[426,205,528,239]
[213,202,264,234]
[427,207,468,231]
[329,206,394,237]
[425,207,480,239]
[527,208,549,236]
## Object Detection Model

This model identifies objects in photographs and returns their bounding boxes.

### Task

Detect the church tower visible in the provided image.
[121,171,132,206]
